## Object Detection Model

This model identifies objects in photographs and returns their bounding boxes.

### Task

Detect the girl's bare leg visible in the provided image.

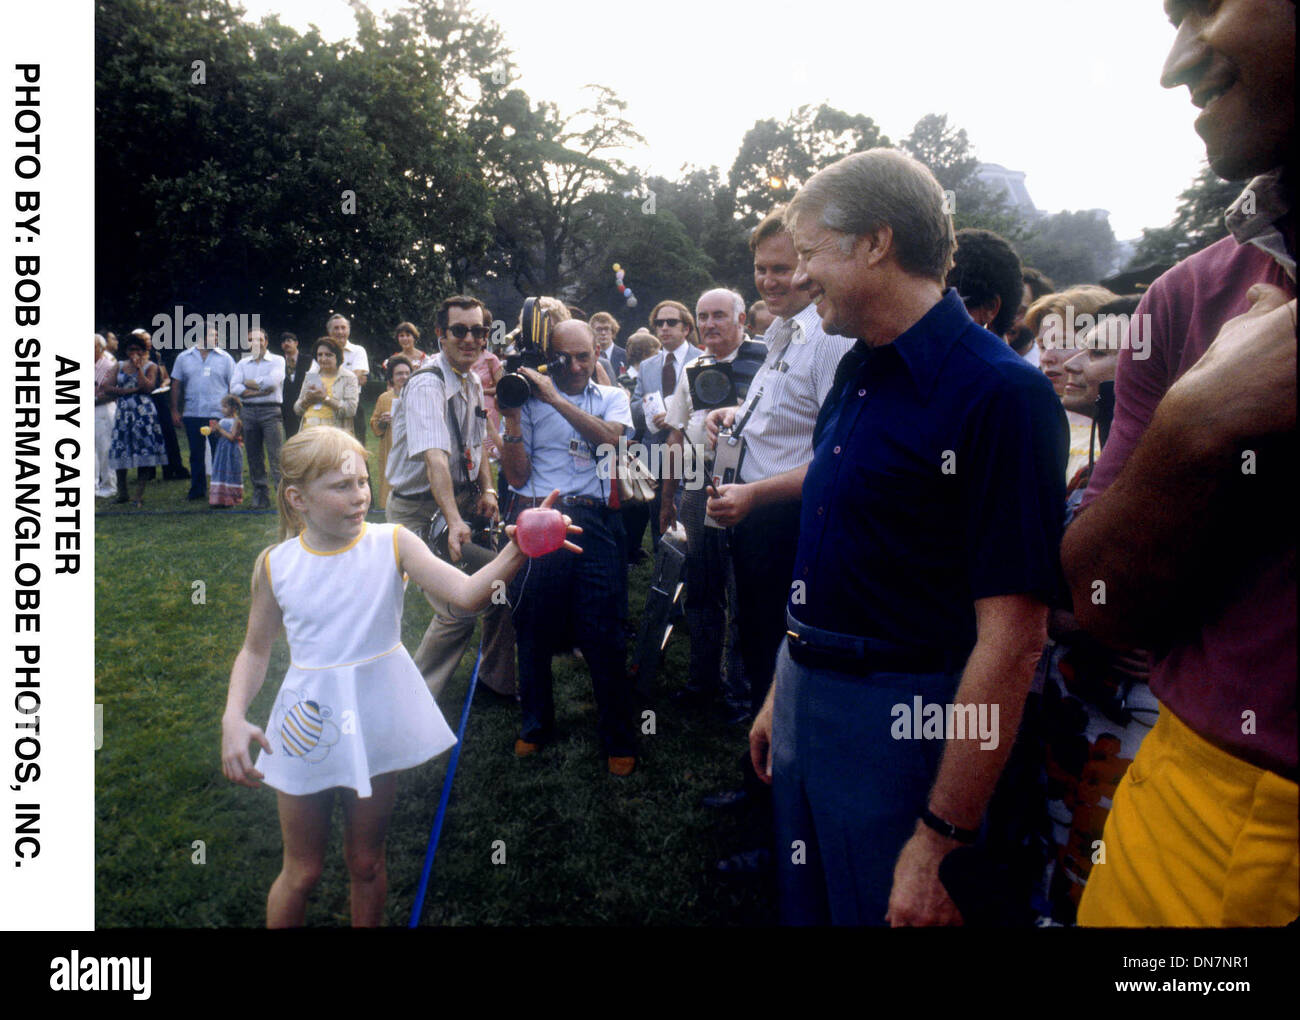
[268,788,334,928]
[340,773,399,927]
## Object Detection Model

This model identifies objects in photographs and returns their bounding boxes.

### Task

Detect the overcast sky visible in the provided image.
[236,0,1212,240]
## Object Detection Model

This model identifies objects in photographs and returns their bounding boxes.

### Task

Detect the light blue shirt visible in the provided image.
[511,381,634,501]
[172,346,236,418]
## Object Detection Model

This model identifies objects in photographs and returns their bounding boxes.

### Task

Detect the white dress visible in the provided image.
[255,523,456,797]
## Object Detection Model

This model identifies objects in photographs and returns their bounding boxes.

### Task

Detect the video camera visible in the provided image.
[496,297,571,409]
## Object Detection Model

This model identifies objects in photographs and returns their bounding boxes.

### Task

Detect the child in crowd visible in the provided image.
[219,426,578,926]
[209,393,245,507]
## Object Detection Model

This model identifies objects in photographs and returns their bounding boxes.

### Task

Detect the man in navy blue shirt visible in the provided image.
[748,149,1067,925]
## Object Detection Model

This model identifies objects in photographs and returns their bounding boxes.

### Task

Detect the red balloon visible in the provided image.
[515,508,568,557]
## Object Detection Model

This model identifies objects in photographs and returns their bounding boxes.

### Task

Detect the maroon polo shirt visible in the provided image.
[1081,234,1296,778]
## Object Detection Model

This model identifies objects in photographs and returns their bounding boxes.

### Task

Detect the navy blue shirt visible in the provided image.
[790,289,1067,655]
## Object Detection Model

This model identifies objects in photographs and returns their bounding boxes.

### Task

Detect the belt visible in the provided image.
[513,494,610,513]
[784,610,963,675]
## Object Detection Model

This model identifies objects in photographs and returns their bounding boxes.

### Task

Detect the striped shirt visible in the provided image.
[730,302,854,482]
[385,351,486,495]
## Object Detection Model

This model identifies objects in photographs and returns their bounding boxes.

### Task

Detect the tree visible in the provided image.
[728,104,890,226]
[1127,162,1238,269]
[95,0,494,341]
[901,113,1022,237]
[467,84,645,297]
[1016,210,1119,287]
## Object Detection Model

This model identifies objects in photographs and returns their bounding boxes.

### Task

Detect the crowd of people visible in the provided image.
[147,0,1300,928]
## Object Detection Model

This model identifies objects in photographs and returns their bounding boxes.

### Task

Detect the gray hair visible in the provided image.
[697,287,746,323]
[784,148,955,284]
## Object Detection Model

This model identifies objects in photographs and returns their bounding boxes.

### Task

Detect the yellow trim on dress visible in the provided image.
[298,522,368,557]
[291,641,403,671]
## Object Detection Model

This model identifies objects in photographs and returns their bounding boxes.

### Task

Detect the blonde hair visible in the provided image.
[275,426,369,541]
[1024,285,1119,336]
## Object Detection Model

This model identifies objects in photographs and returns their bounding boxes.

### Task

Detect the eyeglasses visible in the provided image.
[654,317,683,328]
[446,324,490,340]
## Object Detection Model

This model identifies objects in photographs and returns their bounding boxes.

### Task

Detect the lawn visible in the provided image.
[94,426,775,926]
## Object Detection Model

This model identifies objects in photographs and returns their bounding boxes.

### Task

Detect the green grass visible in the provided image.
[95,427,774,926]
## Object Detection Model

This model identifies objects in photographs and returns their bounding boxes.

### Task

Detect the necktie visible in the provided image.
[662,351,676,395]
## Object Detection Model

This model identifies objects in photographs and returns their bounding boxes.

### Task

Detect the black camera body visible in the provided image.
[497,297,571,409]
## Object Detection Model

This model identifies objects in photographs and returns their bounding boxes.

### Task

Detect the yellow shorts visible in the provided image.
[1078,706,1298,927]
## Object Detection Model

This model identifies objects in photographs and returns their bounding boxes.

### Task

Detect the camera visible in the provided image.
[685,359,738,409]
[425,509,504,573]
[704,427,746,529]
[497,296,571,409]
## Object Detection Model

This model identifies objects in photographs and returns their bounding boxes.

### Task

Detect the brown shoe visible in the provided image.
[514,739,541,758]
[608,756,636,777]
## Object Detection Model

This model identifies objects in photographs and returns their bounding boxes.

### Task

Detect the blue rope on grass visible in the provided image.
[408,633,484,928]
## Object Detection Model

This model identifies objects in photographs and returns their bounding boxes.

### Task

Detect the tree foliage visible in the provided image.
[1016,209,1120,287]
[95,0,492,341]
[901,113,1022,238]
[728,104,890,226]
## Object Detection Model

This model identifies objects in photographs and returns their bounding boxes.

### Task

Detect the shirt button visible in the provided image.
[857,388,866,397]
[833,445,841,455]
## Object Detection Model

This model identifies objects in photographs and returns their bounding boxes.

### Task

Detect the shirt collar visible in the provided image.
[1225,169,1295,281]
[881,289,970,400]
[436,351,471,385]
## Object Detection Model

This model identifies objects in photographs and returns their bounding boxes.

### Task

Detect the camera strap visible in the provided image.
[731,386,763,440]
[413,362,476,485]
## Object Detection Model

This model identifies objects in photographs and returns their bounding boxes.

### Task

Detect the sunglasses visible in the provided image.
[654,317,683,328]
[446,324,490,340]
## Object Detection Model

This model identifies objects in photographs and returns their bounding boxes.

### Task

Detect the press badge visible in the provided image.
[569,436,592,466]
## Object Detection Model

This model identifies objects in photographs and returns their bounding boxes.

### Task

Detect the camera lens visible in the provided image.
[496,372,531,409]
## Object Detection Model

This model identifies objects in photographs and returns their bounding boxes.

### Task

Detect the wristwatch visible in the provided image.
[919,808,978,844]
[502,434,524,444]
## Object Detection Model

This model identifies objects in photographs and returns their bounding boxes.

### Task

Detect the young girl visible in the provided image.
[209,393,245,507]
[220,426,578,927]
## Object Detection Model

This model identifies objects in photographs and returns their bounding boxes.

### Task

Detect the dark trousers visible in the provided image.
[151,393,187,478]
[679,484,737,699]
[509,504,635,757]
[730,499,802,710]
[183,416,219,497]
[771,641,960,925]
[621,499,650,561]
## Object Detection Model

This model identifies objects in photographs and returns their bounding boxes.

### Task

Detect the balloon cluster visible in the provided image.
[612,263,638,308]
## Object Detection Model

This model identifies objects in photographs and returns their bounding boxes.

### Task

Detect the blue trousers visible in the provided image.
[509,504,635,757]
[772,641,961,925]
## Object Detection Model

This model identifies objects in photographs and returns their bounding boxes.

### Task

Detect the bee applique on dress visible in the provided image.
[272,690,341,763]
[254,523,456,798]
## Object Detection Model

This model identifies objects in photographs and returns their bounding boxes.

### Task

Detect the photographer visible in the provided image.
[659,289,767,715]
[386,296,515,699]
[499,319,639,776]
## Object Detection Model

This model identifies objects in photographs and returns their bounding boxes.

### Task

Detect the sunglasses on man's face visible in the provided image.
[446,324,489,340]
[654,317,683,329]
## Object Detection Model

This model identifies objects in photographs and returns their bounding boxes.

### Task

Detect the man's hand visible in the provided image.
[172,410,183,427]
[705,406,737,449]
[476,490,499,523]
[884,824,964,927]
[658,500,677,536]
[519,366,560,406]
[651,411,668,431]
[749,683,776,785]
[706,483,754,527]
[1168,284,1296,441]
[446,519,472,563]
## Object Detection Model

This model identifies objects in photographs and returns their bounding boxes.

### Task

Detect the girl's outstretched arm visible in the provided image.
[221,547,284,788]
[394,490,582,614]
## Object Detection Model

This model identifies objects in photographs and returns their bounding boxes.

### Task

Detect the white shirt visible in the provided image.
[231,352,286,404]
[728,302,855,482]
